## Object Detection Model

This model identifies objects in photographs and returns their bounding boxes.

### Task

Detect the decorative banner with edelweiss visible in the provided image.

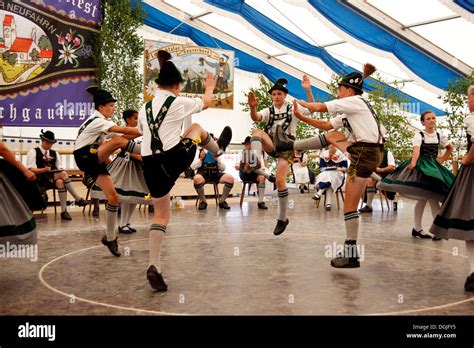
[144,41,235,110]
[0,0,100,127]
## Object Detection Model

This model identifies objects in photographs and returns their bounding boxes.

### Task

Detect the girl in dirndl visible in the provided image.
[378,111,454,240]
[430,85,474,292]
[91,109,151,234]
[0,139,45,247]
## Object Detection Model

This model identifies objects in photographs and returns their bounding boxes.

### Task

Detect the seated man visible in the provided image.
[313,145,348,211]
[192,149,234,210]
[359,148,396,212]
[27,130,86,220]
[235,136,275,210]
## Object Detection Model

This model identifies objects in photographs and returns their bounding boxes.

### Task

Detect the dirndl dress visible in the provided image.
[377,132,454,202]
[430,115,474,240]
[91,151,152,205]
[0,159,45,245]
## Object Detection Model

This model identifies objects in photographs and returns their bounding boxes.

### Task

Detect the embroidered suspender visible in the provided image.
[265,104,293,134]
[146,96,176,154]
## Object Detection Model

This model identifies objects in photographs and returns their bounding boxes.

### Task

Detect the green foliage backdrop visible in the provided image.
[93,0,144,124]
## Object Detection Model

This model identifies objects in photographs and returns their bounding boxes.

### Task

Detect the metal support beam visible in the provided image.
[149,0,330,92]
[320,40,346,48]
[267,53,288,59]
[190,11,212,21]
[402,15,461,29]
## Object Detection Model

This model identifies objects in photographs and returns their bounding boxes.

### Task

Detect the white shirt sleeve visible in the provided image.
[465,115,474,137]
[173,97,204,121]
[297,106,311,116]
[217,159,226,172]
[324,96,366,115]
[259,107,270,124]
[387,151,395,167]
[26,148,37,169]
[190,158,202,171]
[439,133,450,148]
[99,118,116,133]
[55,154,63,169]
[329,114,344,130]
[412,132,422,147]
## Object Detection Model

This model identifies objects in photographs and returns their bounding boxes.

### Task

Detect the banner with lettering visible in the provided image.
[144,41,235,110]
[0,0,100,127]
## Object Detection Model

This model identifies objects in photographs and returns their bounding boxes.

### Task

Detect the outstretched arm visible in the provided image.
[202,72,217,109]
[296,99,328,113]
[407,146,420,170]
[248,92,262,122]
[437,144,453,164]
[293,100,333,131]
[0,143,36,181]
[301,75,315,103]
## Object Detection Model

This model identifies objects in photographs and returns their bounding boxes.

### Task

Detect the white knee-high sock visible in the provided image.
[257,183,265,203]
[58,188,68,212]
[414,200,427,231]
[149,224,166,273]
[64,180,81,200]
[105,203,118,241]
[278,188,289,221]
[466,241,474,274]
[344,211,359,241]
[366,186,376,208]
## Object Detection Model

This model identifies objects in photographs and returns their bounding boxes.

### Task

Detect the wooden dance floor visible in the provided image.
[2,191,473,315]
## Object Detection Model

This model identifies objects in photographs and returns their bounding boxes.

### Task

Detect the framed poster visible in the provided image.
[144,41,234,109]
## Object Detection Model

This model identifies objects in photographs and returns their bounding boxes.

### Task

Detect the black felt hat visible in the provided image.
[86,86,117,105]
[242,136,251,144]
[338,72,364,93]
[40,129,56,143]
[155,50,183,85]
[268,78,288,94]
[338,63,376,93]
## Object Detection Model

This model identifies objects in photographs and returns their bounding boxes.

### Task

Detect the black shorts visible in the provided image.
[239,171,259,182]
[196,167,225,183]
[73,145,109,181]
[143,139,197,198]
[36,172,56,189]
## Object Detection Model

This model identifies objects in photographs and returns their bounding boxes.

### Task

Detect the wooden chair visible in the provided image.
[359,186,390,211]
[239,180,258,206]
[195,181,220,207]
[40,186,57,215]
[315,187,345,210]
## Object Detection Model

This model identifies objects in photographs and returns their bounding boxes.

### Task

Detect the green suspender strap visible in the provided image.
[146,96,176,154]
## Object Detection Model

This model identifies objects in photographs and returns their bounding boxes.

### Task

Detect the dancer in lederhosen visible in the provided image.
[273,65,385,268]
[378,111,454,240]
[73,87,142,256]
[247,77,312,235]
[91,109,151,234]
[430,85,474,292]
[138,51,231,291]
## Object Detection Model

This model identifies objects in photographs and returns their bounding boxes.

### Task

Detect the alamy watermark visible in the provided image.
[324,241,365,262]
[0,242,38,262]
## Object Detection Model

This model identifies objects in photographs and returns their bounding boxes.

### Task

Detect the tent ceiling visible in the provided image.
[147,0,472,114]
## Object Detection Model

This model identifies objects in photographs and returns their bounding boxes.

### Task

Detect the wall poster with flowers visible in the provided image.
[0,0,100,127]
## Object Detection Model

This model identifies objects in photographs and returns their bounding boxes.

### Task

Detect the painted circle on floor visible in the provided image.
[39,232,474,315]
